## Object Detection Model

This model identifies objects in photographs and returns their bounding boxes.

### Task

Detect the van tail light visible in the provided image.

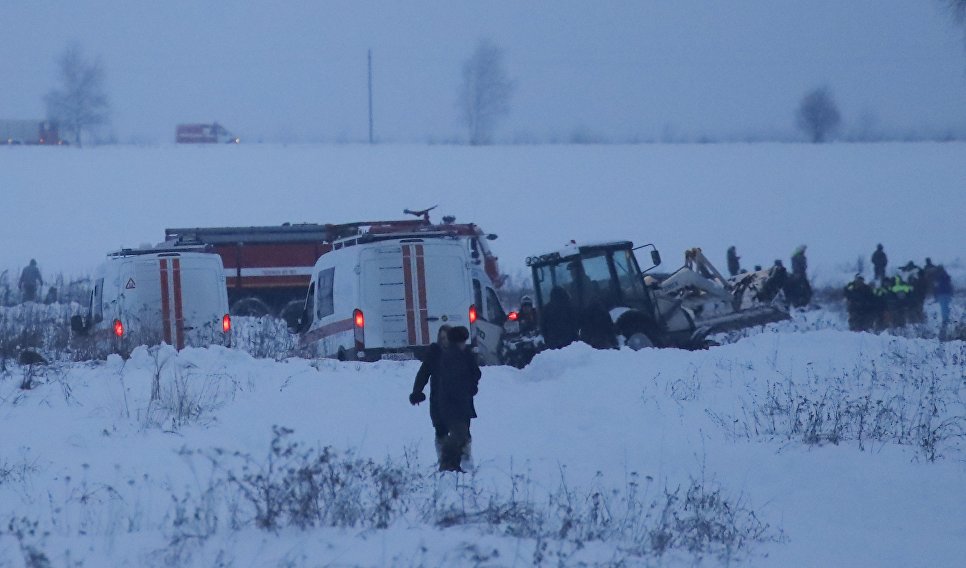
[353,308,365,350]
[113,319,124,337]
[222,314,231,333]
[507,311,518,321]
[469,305,478,324]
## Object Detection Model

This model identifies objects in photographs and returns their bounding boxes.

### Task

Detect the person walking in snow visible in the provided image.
[410,326,481,472]
[410,325,451,465]
[933,266,953,329]
[726,246,741,277]
[871,244,887,281]
[18,259,43,303]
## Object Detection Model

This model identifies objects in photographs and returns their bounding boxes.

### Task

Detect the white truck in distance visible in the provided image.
[292,235,507,364]
[71,247,232,355]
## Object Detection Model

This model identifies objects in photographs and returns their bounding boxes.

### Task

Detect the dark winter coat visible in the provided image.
[541,287,579,349]
[934,270,953,297]
[19,265,42,290]
[412,344,481,426]
[726,248,740,277]
[871,249,887,276]
[579,302,618,349]
[791,252,807,278]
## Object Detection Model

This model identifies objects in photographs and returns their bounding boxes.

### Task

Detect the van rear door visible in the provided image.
[361,241,470,352]
[178,256,228,347]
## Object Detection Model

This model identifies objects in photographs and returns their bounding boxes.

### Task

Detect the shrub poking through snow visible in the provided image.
[173,427,779,562]
[708,340,966,461]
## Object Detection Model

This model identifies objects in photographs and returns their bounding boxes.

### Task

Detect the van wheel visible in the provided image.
[625,332,654,351]
[232,297,271,317]
[337,347,347,362]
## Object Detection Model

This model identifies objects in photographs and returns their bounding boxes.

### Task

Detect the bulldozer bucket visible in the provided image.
[657,252,791,340]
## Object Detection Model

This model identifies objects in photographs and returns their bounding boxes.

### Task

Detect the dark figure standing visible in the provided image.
[790,246,808,279]
[517,295,538,334]
[933,266,953,329]
[541,286,579,349]
[18,259,43,303]
[871,244,887,281]
[921,258,939,296]
[726,246,741,278]
[579,299,618,349]
[410,326,481,472]
[844,274,875,331]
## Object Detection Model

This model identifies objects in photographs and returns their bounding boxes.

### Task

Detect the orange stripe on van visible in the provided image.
[402,245,417,345]
[415,245,430,345]
[159,259,173,345]
[172,258,185,349]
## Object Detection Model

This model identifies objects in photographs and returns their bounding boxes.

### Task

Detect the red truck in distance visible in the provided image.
[175,123,239,144]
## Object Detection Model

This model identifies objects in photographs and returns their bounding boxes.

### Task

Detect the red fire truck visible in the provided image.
[1,120,63,145]
[175,123,240,144]
[164,210,504,321]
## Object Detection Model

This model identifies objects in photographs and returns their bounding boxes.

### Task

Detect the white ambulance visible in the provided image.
[293,235,508,364]
[71,246,232,354]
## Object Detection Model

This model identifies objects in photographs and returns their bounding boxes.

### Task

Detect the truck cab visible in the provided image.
[526,241,696,350]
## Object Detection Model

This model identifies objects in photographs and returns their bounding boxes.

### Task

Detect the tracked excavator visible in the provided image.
[499,241,789,368]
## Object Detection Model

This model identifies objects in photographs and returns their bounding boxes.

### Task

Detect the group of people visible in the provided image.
[844,245,955,332]
[409,325,481,473]
[729,245,813,308]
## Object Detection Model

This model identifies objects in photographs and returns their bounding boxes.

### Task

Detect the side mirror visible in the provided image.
[486,234,498,241]
[650,250,662,267]
[70,315,89,335]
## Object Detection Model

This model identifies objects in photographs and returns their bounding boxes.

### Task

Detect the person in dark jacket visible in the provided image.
[933,266,953,328]
[726,246,740,277]
[790,246,808,279]
[18,259,43,303]
[922,258,939,296]
[541,286,579,349]
[844,274,875,331]
[871,244,887,281]
[410,325,451,465]
[410,326,481,472]
[579,299,618,349]
[517,295,538,334]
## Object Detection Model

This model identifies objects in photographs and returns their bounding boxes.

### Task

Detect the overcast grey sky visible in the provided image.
[2,1,965,143]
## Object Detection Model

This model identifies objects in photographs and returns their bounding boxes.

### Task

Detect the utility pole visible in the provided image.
[367,49,374,144]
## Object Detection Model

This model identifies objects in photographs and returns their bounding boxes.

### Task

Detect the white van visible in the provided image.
[71,247,232,354]
[294,236,508,364]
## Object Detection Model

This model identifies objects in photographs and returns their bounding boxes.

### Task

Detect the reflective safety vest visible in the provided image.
[890,276,912,295]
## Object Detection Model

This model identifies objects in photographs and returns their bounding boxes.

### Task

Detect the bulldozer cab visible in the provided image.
[528,242,656,325]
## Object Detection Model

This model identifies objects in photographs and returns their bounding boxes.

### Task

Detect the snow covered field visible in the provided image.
[2,142,964,565]
[0,299,964,566]
[2,142,965,288]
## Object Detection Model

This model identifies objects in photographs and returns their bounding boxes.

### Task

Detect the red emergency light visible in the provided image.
[507,311,518,321]
[469,305,478,324]
[113,319,124,337]
[222,314,232,333]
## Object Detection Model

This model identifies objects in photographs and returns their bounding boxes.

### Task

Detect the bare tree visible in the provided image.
[44,42,110,146]
[796,86,841,143]
[458,39,514,145]
[949,0,966,23]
